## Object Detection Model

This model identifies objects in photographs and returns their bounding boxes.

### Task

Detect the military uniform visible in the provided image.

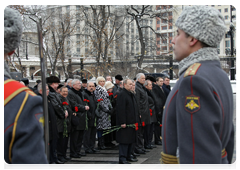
[4,78,48,164]
[162,52,234,164]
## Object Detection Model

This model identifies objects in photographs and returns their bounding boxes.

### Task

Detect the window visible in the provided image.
[77,48,80,52]
[162,46,167,50]
[225,8,228,12]
[77,41,80,45]
[169,26,173,29]
[162,26,167,30]
[157,27,160,30]
[162,19,167,23]
[77,27,80,32]
[225,15,229,19]
[30,67,35,70]
[157,20,160,24]
[169,33,173,37]
[225,40,230,47]
[76,35,80,39]
[218,9,221,12]
[168,12,172,16]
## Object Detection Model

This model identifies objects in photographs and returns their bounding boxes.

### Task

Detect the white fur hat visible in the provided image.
[175,6,226,47]
[105,81,114,90]
[4,7,23,53]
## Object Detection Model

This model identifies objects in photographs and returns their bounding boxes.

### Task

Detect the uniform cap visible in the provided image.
[175,5,226,47]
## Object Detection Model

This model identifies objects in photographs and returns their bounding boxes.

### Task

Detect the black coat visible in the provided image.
[152,83,166,122]
[37,92,58,141]
[67,87,86,130]
[116,88,137,144]
[146,90,157,124]
[82,89,97,127]
[135,81,150,125]
[162,83,171,98]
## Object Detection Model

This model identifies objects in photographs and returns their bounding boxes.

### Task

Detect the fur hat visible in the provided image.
[46,76,60,84]
[82,79,87,83]
[4,7,23,53]
[105,81,114,90]
[115,74,123,81]
[21,78,29,86]
[146,75,156,83]
[175,5,226,47]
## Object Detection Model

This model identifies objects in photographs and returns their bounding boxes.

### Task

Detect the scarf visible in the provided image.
[178,47,220,76]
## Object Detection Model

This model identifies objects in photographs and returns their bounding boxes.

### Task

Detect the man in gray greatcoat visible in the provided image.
[161,5,234,164]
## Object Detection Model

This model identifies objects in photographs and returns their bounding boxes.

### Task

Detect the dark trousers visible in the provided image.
[119,143,133,162]
[83,126,97,150]
[143,124,151,147]
[149,123,154,144]
[135,126,144,151]
[49,139,57,163]
[154,122,161,143]
[57,132,69,158]
[104,132,113,144]
[70,130,84,156]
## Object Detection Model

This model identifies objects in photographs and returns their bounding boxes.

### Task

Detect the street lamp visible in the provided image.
[80,57,83,80]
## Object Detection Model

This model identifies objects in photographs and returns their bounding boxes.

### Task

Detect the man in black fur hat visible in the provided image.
[113,74,123,95]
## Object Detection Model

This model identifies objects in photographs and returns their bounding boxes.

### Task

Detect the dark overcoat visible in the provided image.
[82,89,97,127]
[116,88,137,144]
[146,90,157,124]
[152,83,166,123]
[162,60,234,164]
[135,81,150,125]
[67,88,86,130]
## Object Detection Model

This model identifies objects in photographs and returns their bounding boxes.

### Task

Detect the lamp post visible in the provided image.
[228,5,236,80]
[80,57,83,80]
[169,55,173,80]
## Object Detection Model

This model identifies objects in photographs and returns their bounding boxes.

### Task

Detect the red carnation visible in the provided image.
[100,98,103,101]
[142,122,145,127]
[87,100,90,102]
[160,124,162,127]
[109,93,113,96]
[135,126,139,131]
[149,109,152,113]
[62,102,68,105]
[84,99,87,102]
[114,95,117,99]
[97,99,101,102]
[134,123,138,127]
[150,112,152,116]
[75,106,78,112]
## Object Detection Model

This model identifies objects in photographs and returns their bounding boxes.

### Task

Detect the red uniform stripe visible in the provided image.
[163,90,179,154]
[213,91,225,140]
[4,123,14,133]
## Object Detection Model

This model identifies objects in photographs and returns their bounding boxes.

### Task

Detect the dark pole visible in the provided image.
[169,55,173,80]
[32,17,49,162]
[230,5,235,80]
[80,58,83,80]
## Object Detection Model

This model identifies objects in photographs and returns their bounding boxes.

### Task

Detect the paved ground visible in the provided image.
[65,94,236,164]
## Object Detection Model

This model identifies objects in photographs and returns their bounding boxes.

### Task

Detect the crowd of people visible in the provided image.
[30,73,170,164]
[5,5,234,164]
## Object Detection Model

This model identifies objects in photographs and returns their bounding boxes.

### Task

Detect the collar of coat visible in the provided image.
[71,87,82,95]
[178,47,219,76]
[84,89,93,96]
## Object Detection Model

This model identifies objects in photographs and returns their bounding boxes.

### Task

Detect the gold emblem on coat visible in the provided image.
[185,95,200,114]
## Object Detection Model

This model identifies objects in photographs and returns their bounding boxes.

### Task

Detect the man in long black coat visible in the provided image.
[152,77,166,145]
[82,82,99,153]
[116,79,138,164]
[67,79,90,158]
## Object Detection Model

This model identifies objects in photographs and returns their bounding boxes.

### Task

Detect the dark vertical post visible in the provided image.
[36,18,49,162]
[169,55,173,79]
[230,5,235,80]
[80,58,83,80]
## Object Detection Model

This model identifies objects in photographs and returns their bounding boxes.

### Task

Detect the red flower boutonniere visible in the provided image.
[114,95,117,99]
[75,106,78,112]
[142,121,145,127]
[134,123,139,131]
[160,124,162,127]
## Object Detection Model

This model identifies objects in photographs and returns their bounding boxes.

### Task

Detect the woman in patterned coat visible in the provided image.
[94,76,112,149]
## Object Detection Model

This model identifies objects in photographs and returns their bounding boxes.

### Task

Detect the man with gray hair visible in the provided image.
[4,7,47,163]
[161,6,234,164]
[135,73,151,154]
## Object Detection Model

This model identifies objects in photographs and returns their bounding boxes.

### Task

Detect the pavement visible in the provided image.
[52,94,238,169]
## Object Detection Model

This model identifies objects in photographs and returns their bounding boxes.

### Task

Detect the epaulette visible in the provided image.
[184,63,201,77]
[4,79,36,106]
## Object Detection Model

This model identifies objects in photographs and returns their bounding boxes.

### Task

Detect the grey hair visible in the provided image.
[72,79,80,86]
[4,7,23,53]
[67,78,73,84]
[136,73,145,81]
[144,80,151,86]
[38,82,47,92]
[96,76,105,86]
[123,79,130,85]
